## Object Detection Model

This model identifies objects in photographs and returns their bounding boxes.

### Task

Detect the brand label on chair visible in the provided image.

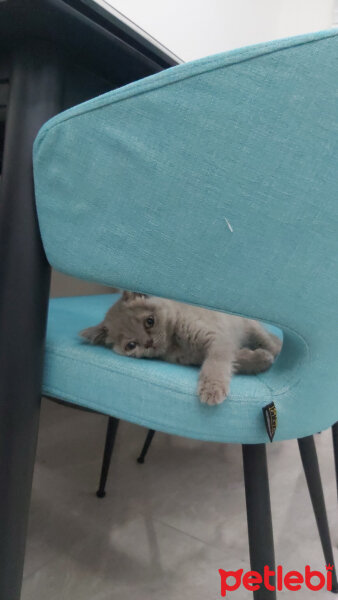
[262,402,277,442]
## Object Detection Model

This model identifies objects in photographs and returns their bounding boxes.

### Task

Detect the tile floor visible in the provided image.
[22,398,337,599]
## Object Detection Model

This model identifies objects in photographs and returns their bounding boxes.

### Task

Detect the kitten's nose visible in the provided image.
[145,339,153,349]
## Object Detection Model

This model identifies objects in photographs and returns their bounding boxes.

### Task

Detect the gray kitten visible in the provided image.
[80,292,282,406]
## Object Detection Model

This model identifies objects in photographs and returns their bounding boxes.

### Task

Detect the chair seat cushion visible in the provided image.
[42,293,301,444]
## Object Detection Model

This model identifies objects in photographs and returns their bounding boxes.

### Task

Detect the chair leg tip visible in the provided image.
[137,456,144,464]
[96,490,106,498]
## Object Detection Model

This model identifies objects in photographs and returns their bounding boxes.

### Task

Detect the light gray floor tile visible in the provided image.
[22,398,337,599]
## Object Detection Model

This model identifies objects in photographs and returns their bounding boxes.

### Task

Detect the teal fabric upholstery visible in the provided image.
[45,294,283,443]
[34,30,338,443]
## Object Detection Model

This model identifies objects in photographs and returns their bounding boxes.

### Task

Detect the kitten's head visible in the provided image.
[80,291,170,359]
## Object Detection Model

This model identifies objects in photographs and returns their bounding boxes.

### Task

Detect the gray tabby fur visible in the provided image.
[80,292,282,405]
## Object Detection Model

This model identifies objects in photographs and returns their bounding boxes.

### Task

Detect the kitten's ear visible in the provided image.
[79,323,108,345]
[122,291,149,302]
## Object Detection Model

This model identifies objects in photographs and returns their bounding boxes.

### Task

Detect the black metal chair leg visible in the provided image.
[0,43,62,600]
[332,423,338,501]
[96,417,119,498]
[298,435,338,593]
[137,429,156,464]
[242,444,276,599]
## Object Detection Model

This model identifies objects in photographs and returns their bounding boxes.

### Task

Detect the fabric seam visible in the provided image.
[33,32,337,158]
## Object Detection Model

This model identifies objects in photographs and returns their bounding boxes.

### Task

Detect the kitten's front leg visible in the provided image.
[198,350,233,406]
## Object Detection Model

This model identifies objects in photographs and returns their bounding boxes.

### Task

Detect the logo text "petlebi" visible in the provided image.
[219,564,334,595]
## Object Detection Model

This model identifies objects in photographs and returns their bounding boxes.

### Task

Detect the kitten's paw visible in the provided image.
[198,377,228,405]
[253,349,274,373]
[233,348,276,375]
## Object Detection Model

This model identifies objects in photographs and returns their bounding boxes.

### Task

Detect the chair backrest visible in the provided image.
[33,30,338,434]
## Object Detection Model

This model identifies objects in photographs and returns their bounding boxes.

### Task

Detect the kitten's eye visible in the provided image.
[144,316,155,329]
[125,341,137,351]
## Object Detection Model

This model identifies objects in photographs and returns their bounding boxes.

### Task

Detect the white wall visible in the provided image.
[108,0,334,61]
[334,0,338,23]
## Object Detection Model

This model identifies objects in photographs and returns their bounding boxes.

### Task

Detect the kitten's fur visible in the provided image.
[80,292,282,405]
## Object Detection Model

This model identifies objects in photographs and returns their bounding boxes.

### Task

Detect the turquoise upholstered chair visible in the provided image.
[33,30,338,598]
